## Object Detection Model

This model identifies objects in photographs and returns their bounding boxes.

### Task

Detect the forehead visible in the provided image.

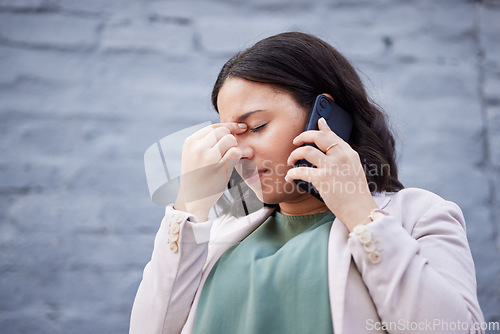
[217,78,292,122]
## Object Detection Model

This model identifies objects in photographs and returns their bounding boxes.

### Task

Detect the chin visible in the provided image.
[249,180,305,205]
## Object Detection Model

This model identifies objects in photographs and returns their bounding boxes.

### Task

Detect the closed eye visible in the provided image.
[250,123,267,133]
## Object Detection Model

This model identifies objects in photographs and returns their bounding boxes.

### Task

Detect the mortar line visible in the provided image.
[473,1,498,247]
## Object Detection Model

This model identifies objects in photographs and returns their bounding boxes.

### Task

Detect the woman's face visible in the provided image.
[217,77,309,204]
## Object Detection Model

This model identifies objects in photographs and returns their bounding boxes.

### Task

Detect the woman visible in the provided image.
[130,32,484,333]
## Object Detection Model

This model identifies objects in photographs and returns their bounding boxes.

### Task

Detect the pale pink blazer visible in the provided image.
[130,188,484,334]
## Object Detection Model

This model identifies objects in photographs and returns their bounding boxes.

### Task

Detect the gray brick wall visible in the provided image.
[0,0,499,333]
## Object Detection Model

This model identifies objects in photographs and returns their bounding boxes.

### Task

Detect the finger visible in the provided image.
[219,147,243,180]
[293,129,321,146]
[211,133,238,160]
[202,126,231,148]
[317,117,345,150]
[284,166,320,184]
[293,129,345,153]
[224,122,248,134]
[317,117,332,132]
[287,145,325,167]
[189,122,247,141]
[220,146,243,167]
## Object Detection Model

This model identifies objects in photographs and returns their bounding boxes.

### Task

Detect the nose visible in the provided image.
[236,137,254,160]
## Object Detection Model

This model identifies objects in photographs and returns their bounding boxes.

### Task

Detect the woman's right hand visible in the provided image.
[174,122,248,222]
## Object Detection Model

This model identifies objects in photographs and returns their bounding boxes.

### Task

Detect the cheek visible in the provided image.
[269,127,303,160]
[253,112,307,163]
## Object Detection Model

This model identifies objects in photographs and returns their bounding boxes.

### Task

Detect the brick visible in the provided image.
[64,234,153,270]
[100,20,193,56]
[320,29,387,60]
[0,272,29,311]
[88,196,162,234]
[399,134,486,199]
[354,2,425,36]
[424,1,475,39]
[0,46,94,85]
[60,316,125,334]
[482,1,500,169]
[317,4,422,59]
[487,106,500,167]
[493,174,500,250]
[0,13,98,49]
[484,0,500,5]
[0,0,45,10]
[148,0,199,20]
[62,158,146,198]
[57,0,143,15]
[58,270,139,333]
[484,66,500,103]
[0,161,61,192]
[53,193,162,235]
[197,16,291,54]
[0,77,75,113]
[0,315,55,334]
[395,63,478,101]
[0,232,65,273]
[5,193,65,232]
[0,47,27,85]
[471,237,500,322]
[0,112,159,162]
[373,1,476,63]
[0,116,104,159]
[480,4,500,66]
[0,49,217,118]
[391,32,476,63]
[148,0,238,21]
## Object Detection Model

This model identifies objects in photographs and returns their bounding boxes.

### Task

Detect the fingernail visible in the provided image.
[238,123,247,129]
[319,117,327,126]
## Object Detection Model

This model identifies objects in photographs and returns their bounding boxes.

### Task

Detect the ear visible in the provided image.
[322,93,334,101]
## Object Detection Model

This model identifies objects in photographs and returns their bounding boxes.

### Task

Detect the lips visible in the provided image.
[242,168,267,180]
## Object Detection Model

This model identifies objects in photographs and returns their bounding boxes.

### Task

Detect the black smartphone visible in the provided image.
[293,94,353,201]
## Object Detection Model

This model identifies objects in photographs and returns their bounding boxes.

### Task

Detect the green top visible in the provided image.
[193,210,335,334]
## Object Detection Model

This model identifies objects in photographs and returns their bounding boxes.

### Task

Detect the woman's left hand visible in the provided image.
[286,117,379,232]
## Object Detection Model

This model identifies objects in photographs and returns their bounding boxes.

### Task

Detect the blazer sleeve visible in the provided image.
[129,206,213,334]
[348,190,484,334]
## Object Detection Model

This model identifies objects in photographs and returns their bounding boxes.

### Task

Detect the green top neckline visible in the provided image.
[275,209,333,222]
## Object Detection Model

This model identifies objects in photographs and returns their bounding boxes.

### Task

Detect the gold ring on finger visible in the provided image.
[324,142,339,153]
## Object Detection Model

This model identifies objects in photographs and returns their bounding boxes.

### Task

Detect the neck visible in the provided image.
[278,192,329,216]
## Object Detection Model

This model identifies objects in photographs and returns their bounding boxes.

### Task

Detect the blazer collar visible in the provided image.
[207,192,391,266]
[373,191,392,210]
[204,206,274,271]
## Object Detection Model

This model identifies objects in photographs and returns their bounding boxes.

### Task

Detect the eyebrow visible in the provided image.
[237,110,265,122]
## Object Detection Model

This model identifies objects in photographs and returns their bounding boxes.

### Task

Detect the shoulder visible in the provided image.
[382,187,450,205]
[374,187,465,232]
[377,187,461,210]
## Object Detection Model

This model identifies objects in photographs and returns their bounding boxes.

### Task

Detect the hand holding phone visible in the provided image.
[293,94,353,201]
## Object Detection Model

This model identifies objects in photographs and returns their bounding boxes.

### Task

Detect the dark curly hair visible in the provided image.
[212,31,403,194]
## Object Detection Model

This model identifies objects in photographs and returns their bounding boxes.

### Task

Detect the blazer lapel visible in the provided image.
[328,218,352,333]
[328,193,391,333]
[203,206,275,271]
[182,207,276,334]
